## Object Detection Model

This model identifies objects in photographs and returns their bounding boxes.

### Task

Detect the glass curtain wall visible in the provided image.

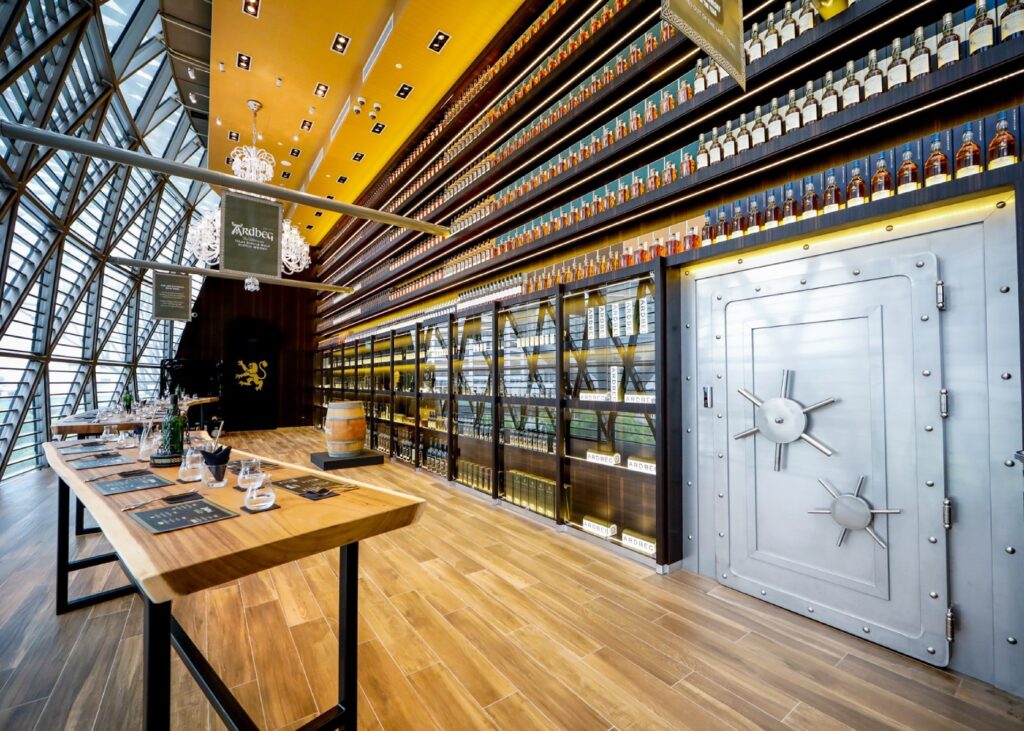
[0,0,214,479]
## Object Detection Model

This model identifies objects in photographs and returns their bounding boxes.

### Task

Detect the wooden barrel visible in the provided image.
[325,401,366,458]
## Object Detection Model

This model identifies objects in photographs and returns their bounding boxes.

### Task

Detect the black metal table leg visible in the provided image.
[339,542,359,731]
[143,597,172,731]
[56,477,136,615]
[75,497,101,535]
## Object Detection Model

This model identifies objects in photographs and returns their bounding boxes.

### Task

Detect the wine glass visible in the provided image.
[178,445,204,482]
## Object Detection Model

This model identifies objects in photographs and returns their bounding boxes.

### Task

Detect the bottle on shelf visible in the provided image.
[708,127,723,164]
[684,225,700,251]
[730,204,746,239]
[887,37,909,89]
[652,236,668,258]
[750,105,768,146]
[747,199,763,232]
[784,89,802,132]
[682,151,696,176]
[668,231,682,254]
[870,153,894,200]
[969,1,995,55]
[801,179,820,219]
[696,133,710,169]
[693,58,707,94]
[925,133,951,186]
[700,213,714,246]
[842,60,861,108]
[988,111,1018,169]
[801,80,820,123]
[747,21,764,63]
[722,120,737,158]
[955,123,983,178]
[821,70,840,117]
[823,169,843,213]
[781,184,801,224]
[896,144,921,194]
[677,77,693,104]
[863,49,884,99]
[706,60,721,87]
[764,193,781,228]
[937,12,961,68]
[763,13,781,53]
[620,244,635,268]
[736,112,751,152]
[715,209,731,242]
[909,26,931,81]
[847,165,868,206]
[797,0,816,34]
[767,98,784,140]
[1002,0,1024,41]
[780,1,798,44]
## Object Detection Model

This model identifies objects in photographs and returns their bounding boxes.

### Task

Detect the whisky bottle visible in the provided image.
[637,241,652,264]
[693,58,707,94]
[715,209,731,242]
[863,49,884,99]
[781,184,801,224]
[909,26,930,81]
[887,37,909,88]
[780,2,798,45]
[706,60,721,87]
[842,61,861,108]
[821,71,840,117]
[955,123,983,178]
[823,169,843,213]
[684,225,700,251]
[896,144,920,194]
[747,22,764,63]
[764,193,781,228]
[988,111,1018,169]
[925,133,951,185]
[937,13,960,69]
[708,126,723,164]
[722,120,737,158]
[784,89,802,133]
[969,0,994,55]
[677,77,693,104]
[870,153,893,200]
[801,179,820,219]
[682,151,696,176]
[801,80,820,123]
[750,105,768,146]
[1002,0,1024,41]
[767,98,784,140]
[798,0,816,34]
[730,204,746,239]
[668,231,682,255]
[747,199,763,232]
[735,113,752,152]
[696,132,710,169]
[700,213,714,246]
[847,165,868,207]
[763,13,781,53]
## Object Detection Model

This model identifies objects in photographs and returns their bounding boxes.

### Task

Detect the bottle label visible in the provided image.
[709,147,721,164]
[937,42,959,67]
[747,224,761,234]
[872,189,892,201]
[748,44,762,62]
[723,140,736,158]
[887,64,908,87]
[764,220,778,229]
[697,152,709,169]
[803,105,819,123]
[1002,10,1024,37]
[988,155,1018,170]
[926,173,950,186]
[897,181,920,194]
[969,25,994,54]
[707,69,720,85]
[737,135,750,152]
[730,230,743,239]
[910,54,929,79]
[801,209,819,220]
[768,119,783,139]
[694,77,706,94]
[785,111,801,132]
[799,13,814,33]
[701,236,713,246]
[781,214,797,225]
[822,95,838,116]
[842,85,860,107]
[764,34,779,52]
[848,196,866,207]
[781,24,796,44]
[823,203,840,214]
[956,164,982,178]
[864,75,883,98]
[715,233,727,243]
[752,127,766,146]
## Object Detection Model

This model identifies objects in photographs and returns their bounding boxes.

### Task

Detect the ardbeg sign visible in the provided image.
[221,192,282,277]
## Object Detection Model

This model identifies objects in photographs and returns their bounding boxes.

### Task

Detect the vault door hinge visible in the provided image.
[939,388,949,419]
[936,280,946,310]
[946,607,955,643]
[943,498,953,530]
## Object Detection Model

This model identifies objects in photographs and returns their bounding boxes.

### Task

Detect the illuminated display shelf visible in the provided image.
[321,12,1024,332]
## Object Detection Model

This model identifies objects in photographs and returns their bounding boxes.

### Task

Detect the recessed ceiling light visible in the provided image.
[337,176,347,184]
[228,130,239,141]
[292,134,299,141]
[428,30,450,53]
[300,119,313,131]
[289,148,300,157]
[371,122,385,134]
[218,61,225,72]
[314,211,323,217]
[188,91,197,104]
[331,33,350,54]
[236,52,251,70]
[280,160,291,166]
[281,171,292,179]
[242,0,260,18]
[187,66,196,80]
[215,116,222,126]
[275,76,282,87]
[305,224,314,230]
[352,152,364,161]
[313,82,329,98]
[395,62,403,69]
[396,83,413,99]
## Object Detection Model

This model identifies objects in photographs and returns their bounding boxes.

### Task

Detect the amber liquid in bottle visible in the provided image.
[781,186,801,224]
[863,49,884,99]
[896,145,920,194]
[684,226,699,251]
[870,154,893,200]
[937,12,960,68]
[730,206,746,239]
[822,170,843,213]
[801,181,820,219]
[955,123,983,178]
[714,210,731,243]
[700,214,714,245]
[909,26,930,81]
[988,111,1018,169]
[821,71,839,117]
[925,134,950,186]
[1002,0,1024,41]
[764,194,782,228]
[747,201,763,232]
[969,0,995,55]
[847,166,868,207]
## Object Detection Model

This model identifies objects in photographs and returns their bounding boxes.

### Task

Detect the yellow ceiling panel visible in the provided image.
[209,0,526,245]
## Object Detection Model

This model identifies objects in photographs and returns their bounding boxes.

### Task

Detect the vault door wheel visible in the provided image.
[808,475,902,549]
[732,369,837,471]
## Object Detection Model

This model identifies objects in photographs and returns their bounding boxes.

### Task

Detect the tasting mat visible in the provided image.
[71,454,134,470]
[91,472,176,495]
[60,444,115,456]
[272,475,359,500]
[129,499,238,534]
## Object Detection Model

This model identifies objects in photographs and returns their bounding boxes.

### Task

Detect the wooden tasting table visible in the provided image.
[51,397,220,437]
[43,439,424,731]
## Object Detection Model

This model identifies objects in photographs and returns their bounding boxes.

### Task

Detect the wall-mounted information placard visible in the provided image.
[220,192,282,277]
[661,0,746,90]
[152,272,192,321]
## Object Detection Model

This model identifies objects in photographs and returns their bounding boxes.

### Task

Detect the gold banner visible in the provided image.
[817,0,849,20]
[661,0,745,90]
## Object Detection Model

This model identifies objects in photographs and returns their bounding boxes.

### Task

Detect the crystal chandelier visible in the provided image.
[185,99,311,277]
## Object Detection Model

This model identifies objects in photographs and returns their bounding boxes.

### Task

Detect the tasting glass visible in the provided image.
[100,424,117,442]
[116,429,137,449]
[178,444,204,482]
[138,432,161,461]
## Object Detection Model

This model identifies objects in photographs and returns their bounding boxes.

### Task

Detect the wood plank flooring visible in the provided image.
[0,426,1021,730]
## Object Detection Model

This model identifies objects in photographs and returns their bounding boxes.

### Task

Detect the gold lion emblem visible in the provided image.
[235,360,268,391]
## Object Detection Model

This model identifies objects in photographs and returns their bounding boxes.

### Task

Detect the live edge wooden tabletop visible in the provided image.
[51,397,221,436]
[42,441,425,604]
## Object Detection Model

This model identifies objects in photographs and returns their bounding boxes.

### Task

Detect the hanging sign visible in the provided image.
[661,0,746,90]
[152,272,192,321]
[817,0,849,20]
[220,192,281,277]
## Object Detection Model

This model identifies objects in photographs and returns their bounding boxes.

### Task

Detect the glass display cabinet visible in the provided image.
[418,315,451,478]
[392,326,417,463]
[341,340,357,398]
[498,296,558,399]
[453,307,496,495]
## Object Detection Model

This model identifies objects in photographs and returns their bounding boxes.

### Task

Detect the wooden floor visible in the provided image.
[0,428,1021,730]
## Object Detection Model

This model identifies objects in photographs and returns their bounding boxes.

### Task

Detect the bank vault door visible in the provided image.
[707,251,950,665]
